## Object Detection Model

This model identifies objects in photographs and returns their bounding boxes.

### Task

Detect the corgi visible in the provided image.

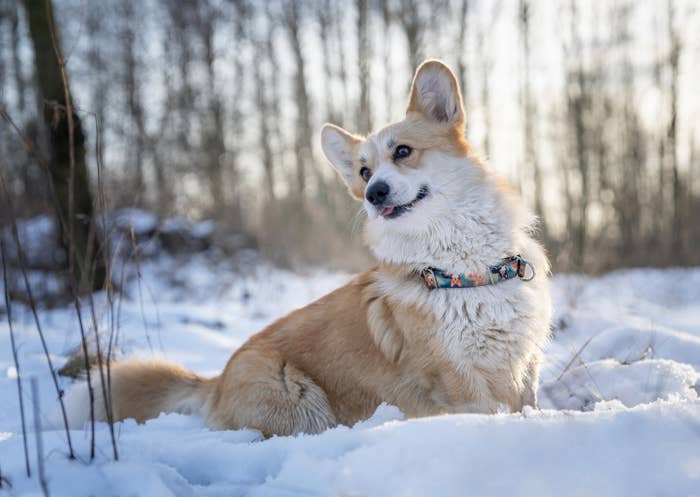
[65,60,551,437]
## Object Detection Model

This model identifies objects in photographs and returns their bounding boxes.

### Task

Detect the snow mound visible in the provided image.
[541,358,699,410]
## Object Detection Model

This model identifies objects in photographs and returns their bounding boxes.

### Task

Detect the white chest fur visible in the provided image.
[430,276,550,374]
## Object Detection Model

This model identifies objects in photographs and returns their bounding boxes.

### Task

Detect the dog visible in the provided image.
[65,60,551,437]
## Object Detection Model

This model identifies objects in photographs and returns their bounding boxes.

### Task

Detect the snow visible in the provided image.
[1,215,60,269]
[1,255,699,496]
[106,208,159,236]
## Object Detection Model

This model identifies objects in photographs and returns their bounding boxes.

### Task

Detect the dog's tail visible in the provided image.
[62,360,216,428]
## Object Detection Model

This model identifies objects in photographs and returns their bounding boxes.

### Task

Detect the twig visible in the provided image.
[129,228,154,352]
[556,332,600,382]
[88,109,118,460]
[106,236,125,373]
[1,241,31,477]
[0,166,74,459]
[85,288,118,460]
[113,241,129,362]
[67,287,96,460]
[31,377,50,497]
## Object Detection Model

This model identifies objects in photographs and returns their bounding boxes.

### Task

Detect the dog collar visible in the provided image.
[421,255,535,290]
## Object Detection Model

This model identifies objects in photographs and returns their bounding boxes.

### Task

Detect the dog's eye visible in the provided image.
[393,145,412,160]
[359,166,372,182]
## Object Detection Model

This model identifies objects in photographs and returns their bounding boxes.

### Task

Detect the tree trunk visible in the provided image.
[198,3,227,214]
[121,0,146,204]
[334,0,351,127]
[456,0,470,109]
[399,0,423,75]
[254,40,275,202]
[666,0,682,258]
[356,0,371,133]
[381,0,393,122]
[518,0,546,236]
[567,0,589,268]
[86,3,108,189]
[319,0,337,124]
[22,0,106,293]
[284,0,316,201]
[11,3,27,114]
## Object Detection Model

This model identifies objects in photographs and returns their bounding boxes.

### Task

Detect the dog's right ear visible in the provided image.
[321,123,361,186]
[406,59,465,128]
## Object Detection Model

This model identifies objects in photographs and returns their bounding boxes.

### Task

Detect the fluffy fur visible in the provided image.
[65,60,551,436]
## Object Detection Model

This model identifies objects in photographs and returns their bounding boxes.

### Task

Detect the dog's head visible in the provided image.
[321,60,490,264]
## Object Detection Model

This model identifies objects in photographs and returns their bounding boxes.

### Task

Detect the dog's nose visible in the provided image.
[366,181,390,206]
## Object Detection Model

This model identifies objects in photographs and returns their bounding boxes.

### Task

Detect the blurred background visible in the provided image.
[1,0,699,286]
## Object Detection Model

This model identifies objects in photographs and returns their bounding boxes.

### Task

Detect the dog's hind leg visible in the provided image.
[206,349,337,437]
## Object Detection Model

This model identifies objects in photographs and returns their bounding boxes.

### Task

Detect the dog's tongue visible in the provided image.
[380,206,394,217]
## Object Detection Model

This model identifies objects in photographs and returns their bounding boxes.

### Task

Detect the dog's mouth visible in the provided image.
[378,186,430,219]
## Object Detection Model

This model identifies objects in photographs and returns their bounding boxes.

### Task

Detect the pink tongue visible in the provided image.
[380,206,394,217]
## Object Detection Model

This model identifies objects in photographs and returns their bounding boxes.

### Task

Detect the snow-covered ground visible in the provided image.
[1,251,699,497]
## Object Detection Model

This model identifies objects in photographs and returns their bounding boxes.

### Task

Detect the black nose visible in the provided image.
[366,181,390,206]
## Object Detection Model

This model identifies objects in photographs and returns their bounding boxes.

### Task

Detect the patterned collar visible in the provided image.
[421,255,535,290]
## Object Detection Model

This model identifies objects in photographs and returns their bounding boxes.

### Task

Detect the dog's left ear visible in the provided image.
[406,60,465,128]
[321,123,361,185]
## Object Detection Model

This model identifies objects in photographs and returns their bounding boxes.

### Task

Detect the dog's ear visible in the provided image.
[321,123,361,185]
[406,59,465,127]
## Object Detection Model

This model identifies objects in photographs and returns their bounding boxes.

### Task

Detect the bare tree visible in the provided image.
[222,0,249,229]
[195,0,228,214]
[282,0,315,200]
[380,0,393,122]
[254,31,275,202]
[120,0,147,203]
[518,0,546,235]
[334,0,352,126]
[456,0,470,110]
[164,0,196,179]
[263,0,284,194]
[22,0,106,292]
[10,2,26,114]
[611,2,642,256]
[564,0,591,267]
[86,3,108,183]
[356,0,371,133]
[319,0,337,123]
[665,0,683,258]
[397,0,425,74]
[476,2,501,158]
[150,27,178,214]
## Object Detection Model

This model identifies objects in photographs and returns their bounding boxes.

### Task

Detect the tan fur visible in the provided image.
[88,60,550,437]
[104,361,213,423]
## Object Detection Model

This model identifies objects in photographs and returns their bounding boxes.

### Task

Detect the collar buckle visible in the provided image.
[515,255,536,281]
[421,268,438,289]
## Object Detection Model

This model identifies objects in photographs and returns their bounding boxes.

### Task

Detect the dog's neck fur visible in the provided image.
[367,157,531,278]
